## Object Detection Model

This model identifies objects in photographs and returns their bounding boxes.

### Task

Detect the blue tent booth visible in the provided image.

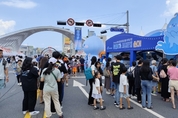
[106,33,164,66]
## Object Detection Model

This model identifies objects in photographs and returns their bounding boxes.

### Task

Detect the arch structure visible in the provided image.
[0,26,78,52]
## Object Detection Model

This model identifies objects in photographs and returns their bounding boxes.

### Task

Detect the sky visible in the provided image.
[0,0,177,51]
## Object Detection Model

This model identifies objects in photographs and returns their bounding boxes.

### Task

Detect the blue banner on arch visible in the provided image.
[74,27,82,50]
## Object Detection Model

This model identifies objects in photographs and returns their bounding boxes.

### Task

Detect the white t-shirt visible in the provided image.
[92,78,100,94]
[119,74,129,93]
[91,64,97,72]
[0,58,8,79]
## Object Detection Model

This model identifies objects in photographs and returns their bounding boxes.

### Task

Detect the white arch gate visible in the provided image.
[0,26,77,53]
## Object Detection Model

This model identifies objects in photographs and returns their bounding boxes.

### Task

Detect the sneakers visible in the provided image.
[131,96,137,99]
[93,106,99,110]
[94,106,106,110]
[30,111,39,115]
[66,83,68,87]
[114,101,117,105]
[115,104,119,108]
[59,115,63,118]
[100,106,106,110]
[106,91,110,95]
[23,111,27,115]
[19,82,22,86]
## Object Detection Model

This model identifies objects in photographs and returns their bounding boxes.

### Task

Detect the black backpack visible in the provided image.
[127,67,135,80]
[2,58,7,69]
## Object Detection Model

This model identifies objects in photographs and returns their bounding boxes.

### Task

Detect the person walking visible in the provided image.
[104,57,111,94]
[134,60,143,103]
[127,61,136,98]
[41,57,63,118]
[160,58,170,102]
[0,49,9,89]
[92,72,106,110]
[111,55,125,107]
[140,60,153,109]
[21,57,39,115]
[88,56,97,106]
[119,67,133,110]
[167,60,178,109]
[15,59,22,86]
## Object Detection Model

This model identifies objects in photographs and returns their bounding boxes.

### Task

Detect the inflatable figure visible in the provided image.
[83,35,104,55]
[156,13,178,55]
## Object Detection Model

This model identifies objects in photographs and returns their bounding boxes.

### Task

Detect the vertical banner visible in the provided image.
[74,27,82,50]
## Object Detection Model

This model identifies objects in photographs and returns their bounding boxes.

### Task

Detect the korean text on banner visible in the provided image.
[74,27,82,50]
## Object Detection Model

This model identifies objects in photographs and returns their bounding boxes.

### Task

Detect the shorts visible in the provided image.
[152,81,158,87]
[0,79,5,89]
[120,92,129,98]
[92,93,102,99]
[169,80,178,90]
[72,67,77,73]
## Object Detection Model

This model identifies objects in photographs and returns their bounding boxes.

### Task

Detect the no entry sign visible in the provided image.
[86,19,93,27]
[67,18,75,26]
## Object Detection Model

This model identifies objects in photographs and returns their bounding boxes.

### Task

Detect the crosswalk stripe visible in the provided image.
[24,89,40,118]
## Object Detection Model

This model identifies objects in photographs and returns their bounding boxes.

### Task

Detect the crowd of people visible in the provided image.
[1,49,178,116]
[87,55,178,111]
[2,51,86,118]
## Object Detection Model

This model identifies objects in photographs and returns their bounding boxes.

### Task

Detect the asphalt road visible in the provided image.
[0,70,177,118]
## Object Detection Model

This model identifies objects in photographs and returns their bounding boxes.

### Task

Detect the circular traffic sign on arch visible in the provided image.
[86,19,93,27]
[67,18,75,26]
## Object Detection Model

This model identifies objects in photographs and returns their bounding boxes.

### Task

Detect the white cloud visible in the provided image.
[0,0,37,9]
[163,0,178,16]
[0,19,16,35]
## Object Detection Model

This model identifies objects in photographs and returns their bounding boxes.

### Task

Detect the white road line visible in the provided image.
[74,80,165,118]
[130,99,165,118]
[70,76,85,79]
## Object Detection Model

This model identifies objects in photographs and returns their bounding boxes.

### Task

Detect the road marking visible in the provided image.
[73,80,165,118]
[43,112,46,118]
[24,89,40,118]
[73,80,88,98]
[24,113,31,118]
[70,76,85,79]
[129,99,165,118]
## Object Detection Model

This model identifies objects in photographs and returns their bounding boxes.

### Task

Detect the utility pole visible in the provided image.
[126,10,129,33]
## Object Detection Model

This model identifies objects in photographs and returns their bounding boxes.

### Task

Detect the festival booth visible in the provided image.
[106,33,164,66]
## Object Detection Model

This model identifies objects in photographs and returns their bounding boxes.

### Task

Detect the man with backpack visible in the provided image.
[0,49,9,89]
[127,61,136,99]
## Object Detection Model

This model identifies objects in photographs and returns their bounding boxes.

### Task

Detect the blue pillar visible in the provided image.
[130,50,136,66]
[143,52,146,60]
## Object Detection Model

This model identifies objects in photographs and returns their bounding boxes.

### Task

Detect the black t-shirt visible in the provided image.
[21,67,39,91]
[57,60,67,74]
[140,67,153,81]
[111,62,125,83]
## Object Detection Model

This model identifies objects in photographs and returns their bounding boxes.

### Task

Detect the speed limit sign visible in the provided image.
[67,18,75,26]
[86,19,93,27]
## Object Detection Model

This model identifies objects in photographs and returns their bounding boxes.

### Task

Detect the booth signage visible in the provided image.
[106,33,164,52]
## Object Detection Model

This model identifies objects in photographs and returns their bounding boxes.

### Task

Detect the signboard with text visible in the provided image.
[106,33,164,53]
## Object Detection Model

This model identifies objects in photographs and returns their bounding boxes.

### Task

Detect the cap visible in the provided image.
[48,57,57,64]
[114,55,122,60]
[151,60,156,64]
[32,59,38,63]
